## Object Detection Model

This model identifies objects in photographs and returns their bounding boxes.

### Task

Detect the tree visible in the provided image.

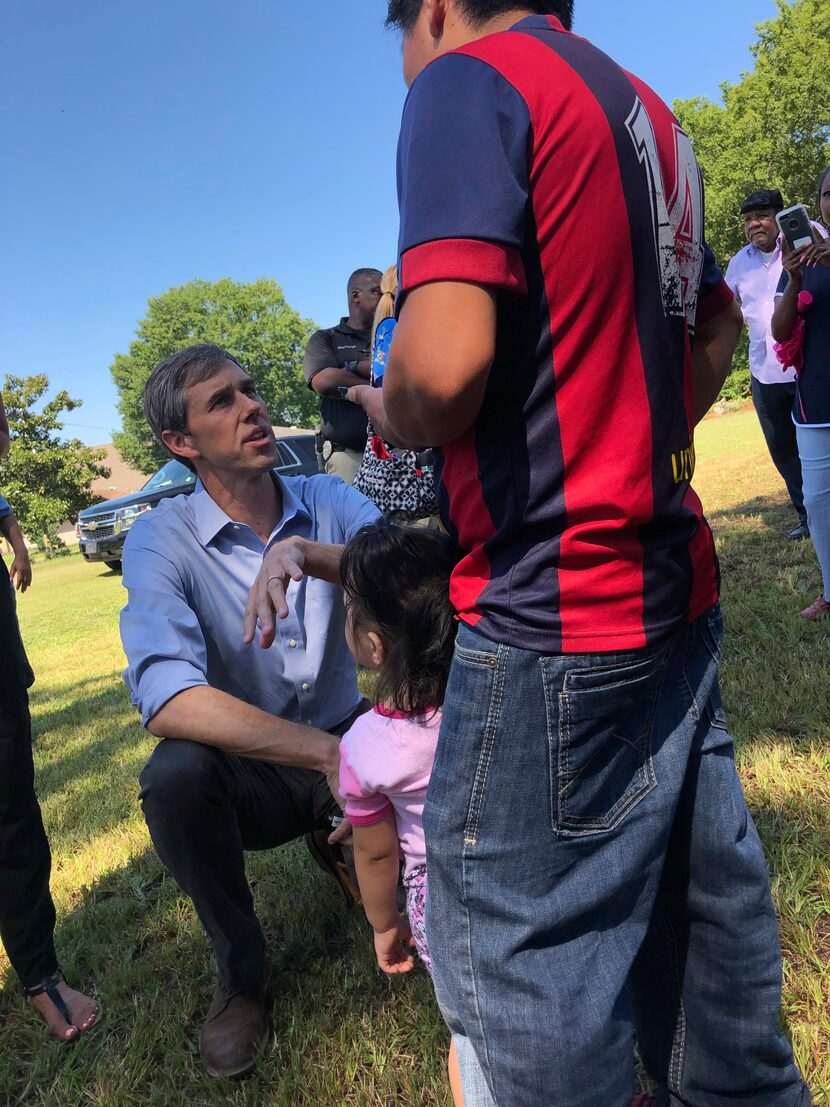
[674,0,830,399]
[676,0,830,264]
[111,278,319,474]
[1,374,110,553]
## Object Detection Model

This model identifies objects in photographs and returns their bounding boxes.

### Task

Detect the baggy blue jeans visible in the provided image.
[424,606,810,1107]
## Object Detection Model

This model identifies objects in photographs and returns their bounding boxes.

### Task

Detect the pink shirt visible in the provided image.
[339,706,441,877]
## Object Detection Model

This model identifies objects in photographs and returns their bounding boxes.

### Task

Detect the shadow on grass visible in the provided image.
[0,842,447,1107]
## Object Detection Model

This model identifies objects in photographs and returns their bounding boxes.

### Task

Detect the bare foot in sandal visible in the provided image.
[24,971,101,1042]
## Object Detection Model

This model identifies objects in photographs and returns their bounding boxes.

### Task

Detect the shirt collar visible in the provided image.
[189,472,311,548]
[336,317,371,340]
[747,238,781,263]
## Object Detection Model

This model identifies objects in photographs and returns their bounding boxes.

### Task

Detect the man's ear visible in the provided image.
[161,428,200,463]
[367,630,386,668]
[424,0,448,41]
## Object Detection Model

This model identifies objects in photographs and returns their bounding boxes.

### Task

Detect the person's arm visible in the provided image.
[310,365,371,397]
[378,54,531,446]
[0,510,32,592]
[120,520,341,794]
[303,330,370,400]
[244,480,381,648]
[0,392,10,459]
[242,536,345,646]
[770,241,807,343]
[147,685,342,801]
[383,281,497,446]
[353,814,414,974]
[692,298,744,424]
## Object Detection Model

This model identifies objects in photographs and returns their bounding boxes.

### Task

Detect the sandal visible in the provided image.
[800,594,830,620]
[23,969,101,1041]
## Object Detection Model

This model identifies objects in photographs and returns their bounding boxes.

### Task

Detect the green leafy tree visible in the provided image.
[1,374,110,554]
[111,278,319,474]
[674,0,830,399]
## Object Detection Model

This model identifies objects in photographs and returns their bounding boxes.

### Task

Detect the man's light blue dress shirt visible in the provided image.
[120,473,379,731]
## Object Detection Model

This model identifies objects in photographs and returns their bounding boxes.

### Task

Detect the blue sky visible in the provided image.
[1,0,777,445]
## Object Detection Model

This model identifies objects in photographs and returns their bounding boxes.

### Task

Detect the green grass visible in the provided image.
[1,405,828,1104]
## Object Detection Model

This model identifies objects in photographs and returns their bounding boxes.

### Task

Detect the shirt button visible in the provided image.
[301,682,310,693]
[289,639,297,649]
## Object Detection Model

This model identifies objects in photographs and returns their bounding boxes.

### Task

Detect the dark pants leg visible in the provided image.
[139,739,340,995]
[751,377,806,523]
[0,685,59,988]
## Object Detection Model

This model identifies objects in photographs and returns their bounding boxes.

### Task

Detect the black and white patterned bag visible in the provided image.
[352,432,438,520]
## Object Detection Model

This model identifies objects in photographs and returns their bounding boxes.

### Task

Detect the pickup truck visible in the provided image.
[77,432,319,570]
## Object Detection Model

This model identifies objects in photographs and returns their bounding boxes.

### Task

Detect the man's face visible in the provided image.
[352,273,383,320]
[167,361,278,477]
[743,208,779,252]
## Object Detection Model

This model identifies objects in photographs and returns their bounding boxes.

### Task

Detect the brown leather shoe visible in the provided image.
[305,829,361,904]
[199,988,269,1079]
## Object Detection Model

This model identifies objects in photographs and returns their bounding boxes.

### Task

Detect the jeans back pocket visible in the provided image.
[542,646,670,837]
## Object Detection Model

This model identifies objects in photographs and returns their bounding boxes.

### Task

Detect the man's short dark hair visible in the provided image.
[740,189,784,215]
[348,268,382,294]
[143,343,242,464]
[386,1,574,33]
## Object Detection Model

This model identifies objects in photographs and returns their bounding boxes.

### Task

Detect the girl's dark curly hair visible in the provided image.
[341,519,461,717]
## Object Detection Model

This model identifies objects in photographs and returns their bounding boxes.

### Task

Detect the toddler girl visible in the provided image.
[338,517,463,1105]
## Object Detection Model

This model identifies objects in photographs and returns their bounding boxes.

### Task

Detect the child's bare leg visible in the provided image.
[448,1037,464,1107]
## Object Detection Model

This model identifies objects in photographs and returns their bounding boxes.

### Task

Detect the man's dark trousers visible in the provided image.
[0,559,58,988]
[139,707,363,996]
[751,377,807,525]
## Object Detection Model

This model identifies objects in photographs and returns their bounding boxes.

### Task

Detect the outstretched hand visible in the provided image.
[243,538,307,648]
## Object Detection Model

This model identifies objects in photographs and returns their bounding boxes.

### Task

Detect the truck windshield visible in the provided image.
[141,460,196,492]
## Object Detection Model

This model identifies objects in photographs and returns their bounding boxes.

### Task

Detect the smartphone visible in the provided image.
[337,386,350,400]
[776,204,813,251]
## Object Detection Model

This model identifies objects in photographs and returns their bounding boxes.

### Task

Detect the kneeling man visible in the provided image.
[120,344,378,1077]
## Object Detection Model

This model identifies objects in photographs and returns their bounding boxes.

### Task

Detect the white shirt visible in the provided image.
[724,241,795,385]
[725,224,826,386]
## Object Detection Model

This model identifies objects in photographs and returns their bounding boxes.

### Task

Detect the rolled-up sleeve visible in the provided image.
[120,519,210,726]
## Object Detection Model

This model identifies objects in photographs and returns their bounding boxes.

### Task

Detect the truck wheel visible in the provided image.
[104,560,122,573]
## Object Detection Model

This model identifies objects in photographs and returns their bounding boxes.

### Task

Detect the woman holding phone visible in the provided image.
[772,166,830,617]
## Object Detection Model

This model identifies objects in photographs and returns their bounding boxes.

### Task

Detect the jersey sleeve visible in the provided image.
[396,52,531,300]
[775,268,790,297]
[696,243,734,325]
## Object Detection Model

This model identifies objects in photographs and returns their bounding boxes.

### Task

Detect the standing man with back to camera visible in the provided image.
[358,2,812,1105]
[724,189,810,540]
[303,269,382,484]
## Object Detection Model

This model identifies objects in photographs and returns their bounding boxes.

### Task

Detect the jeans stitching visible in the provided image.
[550,651,668,836]
[662,909,687,1094]
[463,648,505,848]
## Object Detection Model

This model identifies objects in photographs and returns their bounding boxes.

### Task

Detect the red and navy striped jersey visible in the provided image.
[396,14,733,654]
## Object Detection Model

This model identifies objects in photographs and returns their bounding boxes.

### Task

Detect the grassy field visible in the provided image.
[1,405,828,1106]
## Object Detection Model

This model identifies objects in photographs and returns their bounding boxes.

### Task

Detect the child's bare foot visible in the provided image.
[25,973,100,1042]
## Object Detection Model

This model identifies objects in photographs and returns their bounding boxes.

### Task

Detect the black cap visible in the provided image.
[740,189,784,214]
